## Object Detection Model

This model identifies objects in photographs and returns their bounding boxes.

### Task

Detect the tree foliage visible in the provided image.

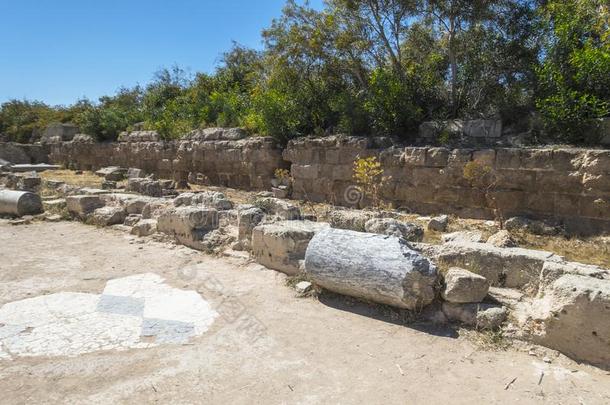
[535,0,610,144]
[0,0,607,145]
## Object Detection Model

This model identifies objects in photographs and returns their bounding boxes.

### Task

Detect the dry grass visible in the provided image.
[461,328,512,351]
[43,170,610,268]
[40,170,103,189]
[183,184,610,267]
[516,233,610,267]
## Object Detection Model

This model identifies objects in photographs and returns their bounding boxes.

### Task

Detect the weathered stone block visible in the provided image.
[66,195,104,218]
[428,215,449,232]
[472,149,496,167]
[442,267,490,303]
[442,231,484,244]
[496,149,521,169]
[364,218,424,242]
[419,241,563,288]
[236,206,264,250]
[463,119,502,138]
[252,220,329,275]
[521,149,553,170]
[523,275,610,369]
[157,207,219,249]
[579,196,610,219]
[402,148,427,166]
[131,219,157,237]
[442,302,507,329]
[89,206,126,227]
[291,164,319,180]
[254,197,300,220]
[486,230,517,248]
[425,148,450,167]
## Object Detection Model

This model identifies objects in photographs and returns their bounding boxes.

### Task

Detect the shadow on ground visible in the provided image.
[317,290,459,338]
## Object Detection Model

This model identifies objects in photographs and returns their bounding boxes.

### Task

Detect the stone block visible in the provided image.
[420,241,563,288]
[236,206,264,251]
[425,148,450,167]
[472,149,496,167]
[66,195,104,218]
[157,206,219,249]
[291,164,319,180]
[463,119,502,138]
[402,148,427,166]
[252,220,329,275]
[89,206,126,227]
[521,149,553,170]
[131,219,158,237]
[442,267,490,303]
[523,275,610,368]
[442,302,507,329]
[364,218,424,242]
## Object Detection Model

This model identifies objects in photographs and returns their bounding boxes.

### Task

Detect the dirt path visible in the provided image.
[1,221,609,404]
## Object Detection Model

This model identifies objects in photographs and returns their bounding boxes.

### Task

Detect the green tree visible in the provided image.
[75,87,144,141]
[0,100,58,142]
[536,0,610,144]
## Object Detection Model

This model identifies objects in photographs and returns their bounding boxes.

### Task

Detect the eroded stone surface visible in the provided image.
[0,273,218,359]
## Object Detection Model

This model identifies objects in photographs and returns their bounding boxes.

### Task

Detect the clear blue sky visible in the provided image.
[0,0,324,106]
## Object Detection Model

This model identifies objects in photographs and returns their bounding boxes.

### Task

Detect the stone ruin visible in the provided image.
[2,128,610,233]
[0,128,609,370]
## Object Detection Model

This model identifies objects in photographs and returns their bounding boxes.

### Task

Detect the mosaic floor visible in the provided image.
[0,273,218,359]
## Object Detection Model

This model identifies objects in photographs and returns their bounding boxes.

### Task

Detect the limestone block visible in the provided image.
[89,206,126,227]
[131,219,158,237]
[254,197,300,220]
[523,275,610,369]
[419,241,564,288]
[441,267,490,303]
[425,148,450,167]
[442,231,484,244]
[237,206,265,251]
[364,218,424,242]
[252,220,329,275]
[157,206,219,249]
[442,302,507,329]
[66,195,104,218]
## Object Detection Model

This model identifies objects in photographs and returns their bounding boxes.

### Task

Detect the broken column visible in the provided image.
[0,190,43,216]
[304,228,438,309]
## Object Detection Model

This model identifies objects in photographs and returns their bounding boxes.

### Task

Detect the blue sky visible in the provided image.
[0,0,324,106]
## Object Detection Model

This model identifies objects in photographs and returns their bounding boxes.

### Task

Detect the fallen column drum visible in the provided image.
[0,190,43,216]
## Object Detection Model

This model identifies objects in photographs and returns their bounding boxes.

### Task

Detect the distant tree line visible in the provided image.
[0,0,608,145]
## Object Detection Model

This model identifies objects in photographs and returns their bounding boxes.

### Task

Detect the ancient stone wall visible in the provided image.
[47,136,286,190]
[2,133,609,233]
[0,142,49,164]
[285,136,610,234]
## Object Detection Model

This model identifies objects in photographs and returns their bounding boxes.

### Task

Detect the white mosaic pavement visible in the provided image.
[0,273,218,359]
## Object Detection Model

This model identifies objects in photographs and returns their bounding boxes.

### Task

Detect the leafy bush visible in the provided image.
[364,69,423,137]
[352,156,390,209]
[536,0,610,144]
[1,0,608,145]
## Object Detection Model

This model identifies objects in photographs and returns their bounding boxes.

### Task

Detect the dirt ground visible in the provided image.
[1,220,609,404]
